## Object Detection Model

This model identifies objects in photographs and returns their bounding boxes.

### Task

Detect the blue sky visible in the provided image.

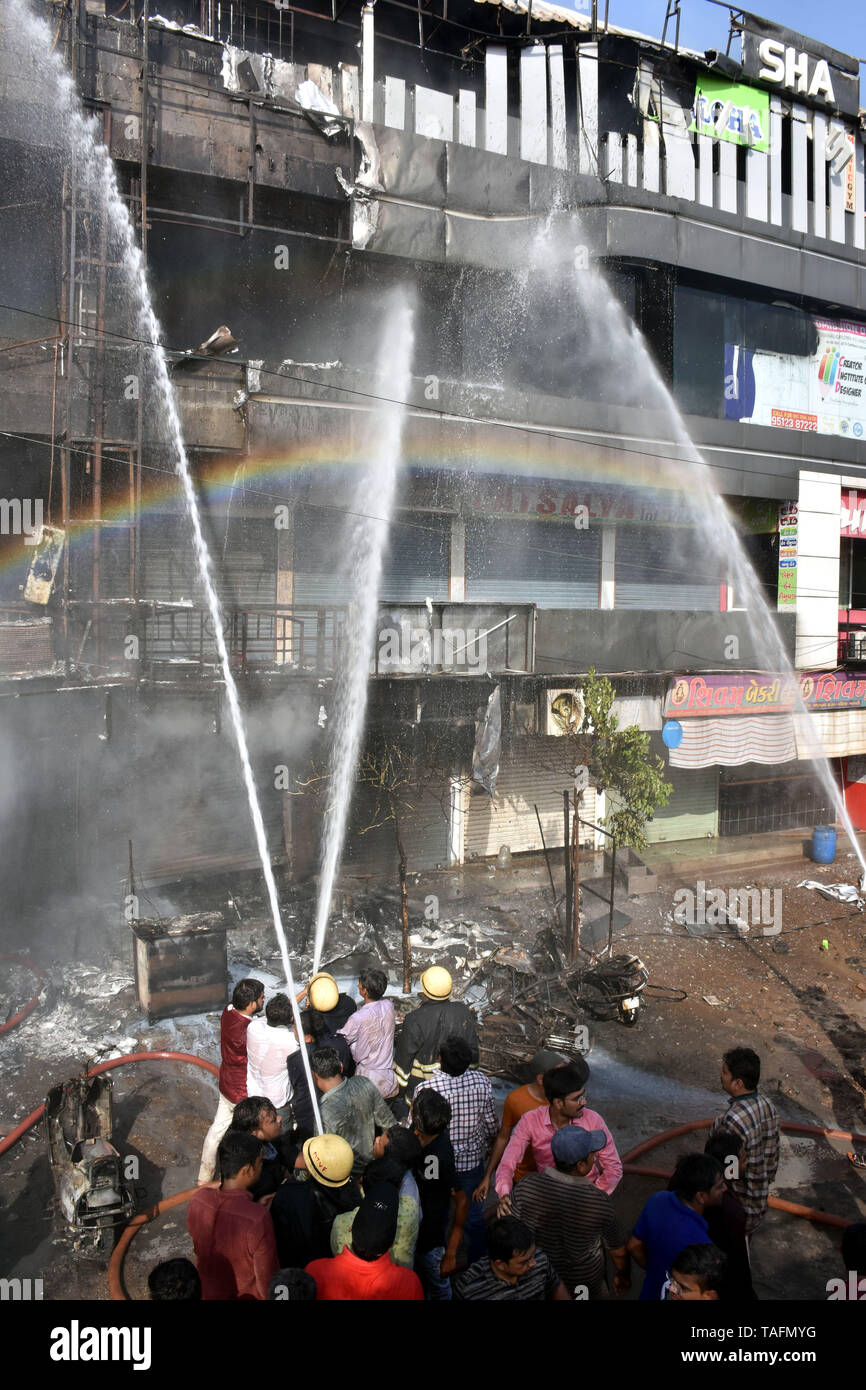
[596,1,866,100]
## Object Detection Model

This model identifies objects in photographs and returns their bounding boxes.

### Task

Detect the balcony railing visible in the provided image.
[838,611,866,665]
[0,600,535,682]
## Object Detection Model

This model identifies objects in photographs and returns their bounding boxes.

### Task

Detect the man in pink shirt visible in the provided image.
[495,1058,621,1206]
[338,967,397,1098]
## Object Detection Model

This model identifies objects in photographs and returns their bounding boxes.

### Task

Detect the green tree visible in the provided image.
[568,668,672,851]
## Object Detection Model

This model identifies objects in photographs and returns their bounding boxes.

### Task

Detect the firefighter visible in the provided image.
[393,966,479,1115]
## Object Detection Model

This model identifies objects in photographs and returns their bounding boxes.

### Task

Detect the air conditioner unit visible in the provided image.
[544,688,584,738]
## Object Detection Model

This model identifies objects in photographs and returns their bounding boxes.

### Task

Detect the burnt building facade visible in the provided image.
[1,0,865,920]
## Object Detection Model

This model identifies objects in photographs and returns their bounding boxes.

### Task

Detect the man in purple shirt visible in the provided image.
[495,1058,622,1206]
[338,967,397,1098]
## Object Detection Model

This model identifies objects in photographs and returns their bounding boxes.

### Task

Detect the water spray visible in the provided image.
[10,0,324,1129]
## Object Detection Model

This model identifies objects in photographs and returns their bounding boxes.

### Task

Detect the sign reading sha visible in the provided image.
[741,19,860,118]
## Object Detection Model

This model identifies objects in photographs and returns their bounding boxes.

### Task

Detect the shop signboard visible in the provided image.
[665,671,866,716]
[841,489,866,538]
[777,502,798,609]
[725,316,866,439]
[740,17,860,118]
[691,73,769,151]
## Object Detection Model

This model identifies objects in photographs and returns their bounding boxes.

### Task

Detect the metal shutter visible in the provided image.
[341,783,450,875]
[294,508,450,605]
[379,513,450,602]
[464,738,597,860]
[641,763,719,843]
[141,515,276,661]
[615,525,721,611]
[466,519,600,609]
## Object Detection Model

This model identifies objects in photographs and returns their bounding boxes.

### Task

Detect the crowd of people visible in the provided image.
[141,964,864,1301]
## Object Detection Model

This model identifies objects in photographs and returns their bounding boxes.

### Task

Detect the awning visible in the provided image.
[795,708,866,760]
[669,714,797,769]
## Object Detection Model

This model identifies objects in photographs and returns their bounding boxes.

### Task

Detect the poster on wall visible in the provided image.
[725,317,866,439]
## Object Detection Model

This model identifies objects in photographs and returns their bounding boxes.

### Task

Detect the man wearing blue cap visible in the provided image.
[512,1125,631,1299]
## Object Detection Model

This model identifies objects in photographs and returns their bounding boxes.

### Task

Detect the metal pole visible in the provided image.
[535,803,561,929]
[607,842,616,956]
[572,790,580,961]
[563,790,571,952]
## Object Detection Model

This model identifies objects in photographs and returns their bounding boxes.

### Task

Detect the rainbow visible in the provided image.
[0,419,706,585]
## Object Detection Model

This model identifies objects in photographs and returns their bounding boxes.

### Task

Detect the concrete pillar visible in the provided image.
[600,523,615,610]
[795,470,840,669]
[275,512,293,664]
[361,4,375,124]
[450,516,466,602]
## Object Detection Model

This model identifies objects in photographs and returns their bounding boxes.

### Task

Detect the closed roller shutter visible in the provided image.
[293,509,450,663]
[142,517,276,604]
[341,783,450,875]
[293,508,451,604]
[465,738,598,860]
[642,763,719,843]
[466,519,599,609]
[380,513,450,602]
[615,525,721,611]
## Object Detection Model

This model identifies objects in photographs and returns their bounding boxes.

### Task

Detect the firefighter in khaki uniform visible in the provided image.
[393,967,480,1117]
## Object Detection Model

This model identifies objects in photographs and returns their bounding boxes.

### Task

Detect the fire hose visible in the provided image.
[0,1051,218,1157]
[623,1119,863,1230]
[103,1114,866,1300]
[0,954,47,1036]
[1,1052,863,1296]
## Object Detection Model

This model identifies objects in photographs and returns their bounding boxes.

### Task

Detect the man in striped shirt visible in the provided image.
[414,1034,498,1263]
[512,1125,630,1299]
[454,1216,571,1301]
[709,1046,779,1235]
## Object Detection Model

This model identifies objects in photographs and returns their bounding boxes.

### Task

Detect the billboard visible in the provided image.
[740,14,860,118]
[725,317,866,440]
[691,74,769,151]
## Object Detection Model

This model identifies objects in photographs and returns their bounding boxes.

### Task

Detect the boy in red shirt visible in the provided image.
[306,1184,424,1301]
[198,978,264,1184]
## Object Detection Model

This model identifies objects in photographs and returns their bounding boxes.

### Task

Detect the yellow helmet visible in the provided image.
[308,971,339,1013]
[420,966,453,1000]
[302,1133,354,1188]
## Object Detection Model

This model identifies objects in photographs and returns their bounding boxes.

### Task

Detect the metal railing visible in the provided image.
[5,599,533,681]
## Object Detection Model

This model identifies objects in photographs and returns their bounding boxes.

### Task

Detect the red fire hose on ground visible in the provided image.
[1,1051,863,1297]
[0,954,47,1037]
[623,1118,864,1230]
[0,1051,218,1158]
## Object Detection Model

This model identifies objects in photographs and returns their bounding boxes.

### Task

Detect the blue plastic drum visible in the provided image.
[811,825,837,864]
